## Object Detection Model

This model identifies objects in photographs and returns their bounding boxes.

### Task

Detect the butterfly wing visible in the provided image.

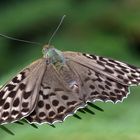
[64,51,140,86]
[62,51,140,103]
[0,58,46,124]
[26,64,85,124]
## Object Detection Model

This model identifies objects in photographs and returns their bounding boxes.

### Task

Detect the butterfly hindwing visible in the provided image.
[26,64,85,124]
[66,60,129,103]
[0,59,46,124]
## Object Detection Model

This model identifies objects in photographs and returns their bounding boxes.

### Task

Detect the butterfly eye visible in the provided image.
[42,45,52,55]
[42,48,47,56]
[42,47,50,59]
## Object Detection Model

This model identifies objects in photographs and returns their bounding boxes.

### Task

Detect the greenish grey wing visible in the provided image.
[26,64,85,124]
[63,51,140,86]
[0,58,46,125]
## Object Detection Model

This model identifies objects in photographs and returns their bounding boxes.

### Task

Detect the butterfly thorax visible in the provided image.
[43,46,65,66]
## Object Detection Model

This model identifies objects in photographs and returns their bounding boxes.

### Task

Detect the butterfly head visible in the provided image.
[43,45,65,65]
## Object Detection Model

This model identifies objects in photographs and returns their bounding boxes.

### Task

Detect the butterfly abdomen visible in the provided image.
[58,65,79,93]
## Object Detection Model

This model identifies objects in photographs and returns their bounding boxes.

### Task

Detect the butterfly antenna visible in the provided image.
[48,15,66,46]
[0,33,41,45]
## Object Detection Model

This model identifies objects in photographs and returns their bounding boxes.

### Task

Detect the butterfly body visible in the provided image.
[0,45,140,125]
[43,45,79,93]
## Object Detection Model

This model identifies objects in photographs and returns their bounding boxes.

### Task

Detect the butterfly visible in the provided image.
[0,44,140,126]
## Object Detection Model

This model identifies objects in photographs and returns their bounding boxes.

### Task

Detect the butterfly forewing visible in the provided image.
[0,59,46,124]
[64,52,140,86]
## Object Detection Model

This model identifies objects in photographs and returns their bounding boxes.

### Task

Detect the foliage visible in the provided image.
[0,0,140,139]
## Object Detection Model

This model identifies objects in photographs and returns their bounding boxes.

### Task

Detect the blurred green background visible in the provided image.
[0,0,140,140]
